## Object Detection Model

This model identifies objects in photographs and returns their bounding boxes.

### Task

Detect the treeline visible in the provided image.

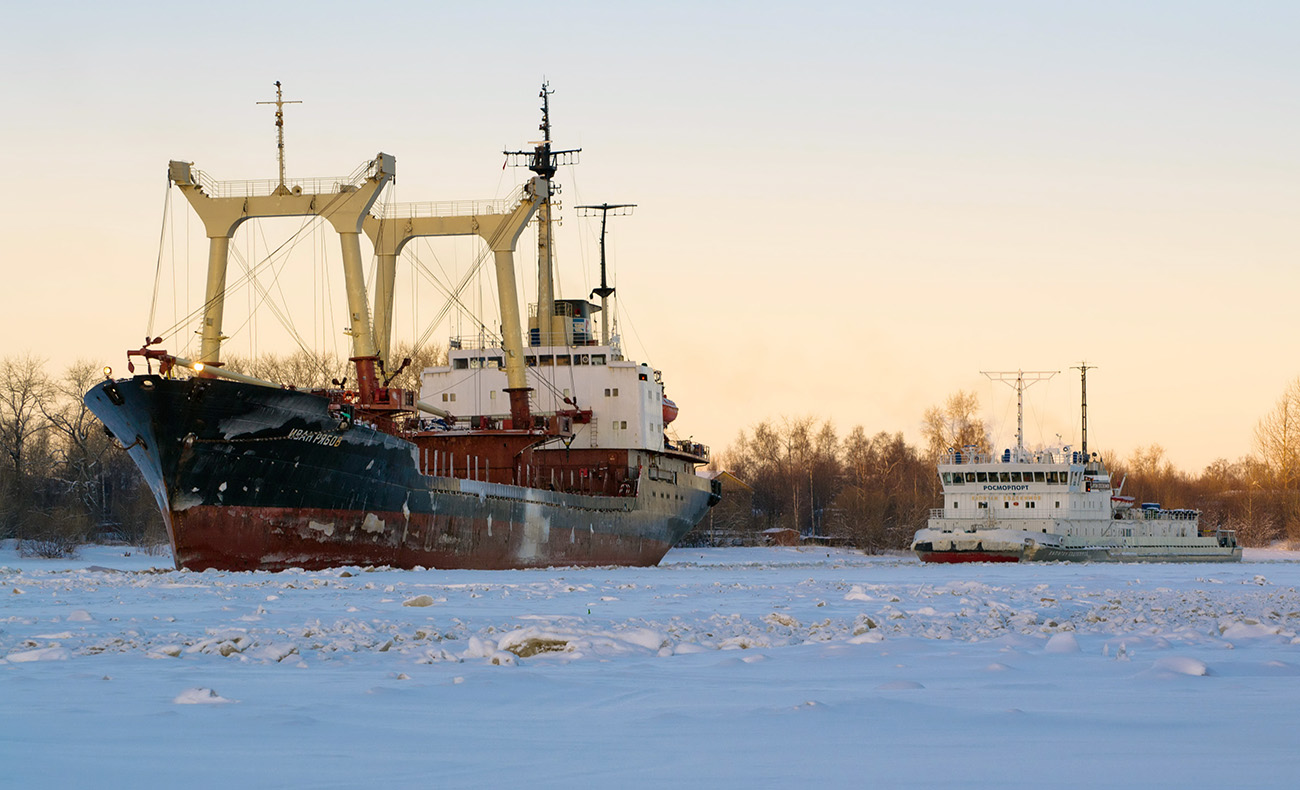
[221,341,445,394]
[687,418,934,552]
[698,385,1300,552]
[0,355,163,556]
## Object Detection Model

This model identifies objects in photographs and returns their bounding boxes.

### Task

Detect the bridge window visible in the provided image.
[591,355,607,365]
[976,472,988,482]
[965,473,976,482]
[453,358,469,370]
[1034,471,1045,483]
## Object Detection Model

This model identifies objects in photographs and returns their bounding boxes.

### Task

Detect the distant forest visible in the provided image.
[4,352,1300,557]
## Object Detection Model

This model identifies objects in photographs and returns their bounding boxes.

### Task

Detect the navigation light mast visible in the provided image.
[256,81,302,196]
[1072,362,1097,462]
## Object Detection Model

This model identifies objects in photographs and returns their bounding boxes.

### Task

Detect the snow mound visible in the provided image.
[1219,620,1282,640]
[173,687,236,704]
[844,585,873,602]
[65,609,94,622]
[245,643,298,662]
[720,635,770,650]
[847,631,884,644]
[618,628,669,651]
[402,594,435,607]
[498,629,572,658]
[7,647,71,663]
[1153,656,1209,676]
[764,612,800,629]
[1044,633,1080,654]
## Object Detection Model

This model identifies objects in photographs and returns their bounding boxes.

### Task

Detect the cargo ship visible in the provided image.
[85,83,718,571]
[910,367,1241,563]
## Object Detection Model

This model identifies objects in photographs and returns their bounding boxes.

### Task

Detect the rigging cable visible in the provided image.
[146,179,174,339]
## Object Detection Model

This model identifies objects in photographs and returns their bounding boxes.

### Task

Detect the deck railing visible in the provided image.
[940,448,1073,465]
[371,184,526,220]
[192,158,379,200]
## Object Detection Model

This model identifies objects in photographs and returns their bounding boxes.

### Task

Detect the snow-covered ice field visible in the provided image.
[4,543,1300,789]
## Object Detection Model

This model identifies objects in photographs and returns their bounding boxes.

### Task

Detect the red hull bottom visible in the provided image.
[917,550,1022,564]
[170,504,678,572]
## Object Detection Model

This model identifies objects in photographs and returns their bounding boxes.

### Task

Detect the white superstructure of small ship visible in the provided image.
[911,367,1241,563]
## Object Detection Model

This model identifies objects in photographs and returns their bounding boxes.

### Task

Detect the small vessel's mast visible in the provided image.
[1072,362,1096,460]
[255,81,302,196]
[504,82,580,347]
[576,202,635,345]
[982,370,1058,460]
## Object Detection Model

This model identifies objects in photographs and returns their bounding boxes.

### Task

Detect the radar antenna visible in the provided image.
[981,369,1059,461]
[504,82,581,347]
[576,203,635,345]
[256,81,302,195]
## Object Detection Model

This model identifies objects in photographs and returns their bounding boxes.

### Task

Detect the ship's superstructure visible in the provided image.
[85,83,718,572]
[911,368,1240,563]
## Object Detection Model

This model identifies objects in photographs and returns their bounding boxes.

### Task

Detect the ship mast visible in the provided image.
[1072,362,1096,462]
[504,82,580,347]
[255,81,301,196]
[576,203,635,345]
[982,369,1058,461]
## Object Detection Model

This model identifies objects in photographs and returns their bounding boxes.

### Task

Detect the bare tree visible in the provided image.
[0,354,53,539]
[921,390,990,462]
[387,340,447,394]
[223,349,348,389]
[1254,378,1300,543]
[833,429,932,552]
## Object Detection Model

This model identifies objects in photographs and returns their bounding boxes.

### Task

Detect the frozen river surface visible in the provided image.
[4,543,1300,789]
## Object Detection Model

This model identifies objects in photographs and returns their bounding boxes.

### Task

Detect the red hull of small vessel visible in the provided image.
[917,551,1022,564]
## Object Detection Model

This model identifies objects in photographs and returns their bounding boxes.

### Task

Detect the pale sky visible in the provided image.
[2,1,1297,471]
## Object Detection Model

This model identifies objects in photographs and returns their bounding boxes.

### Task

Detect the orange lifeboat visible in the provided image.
[662,398,679,424]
